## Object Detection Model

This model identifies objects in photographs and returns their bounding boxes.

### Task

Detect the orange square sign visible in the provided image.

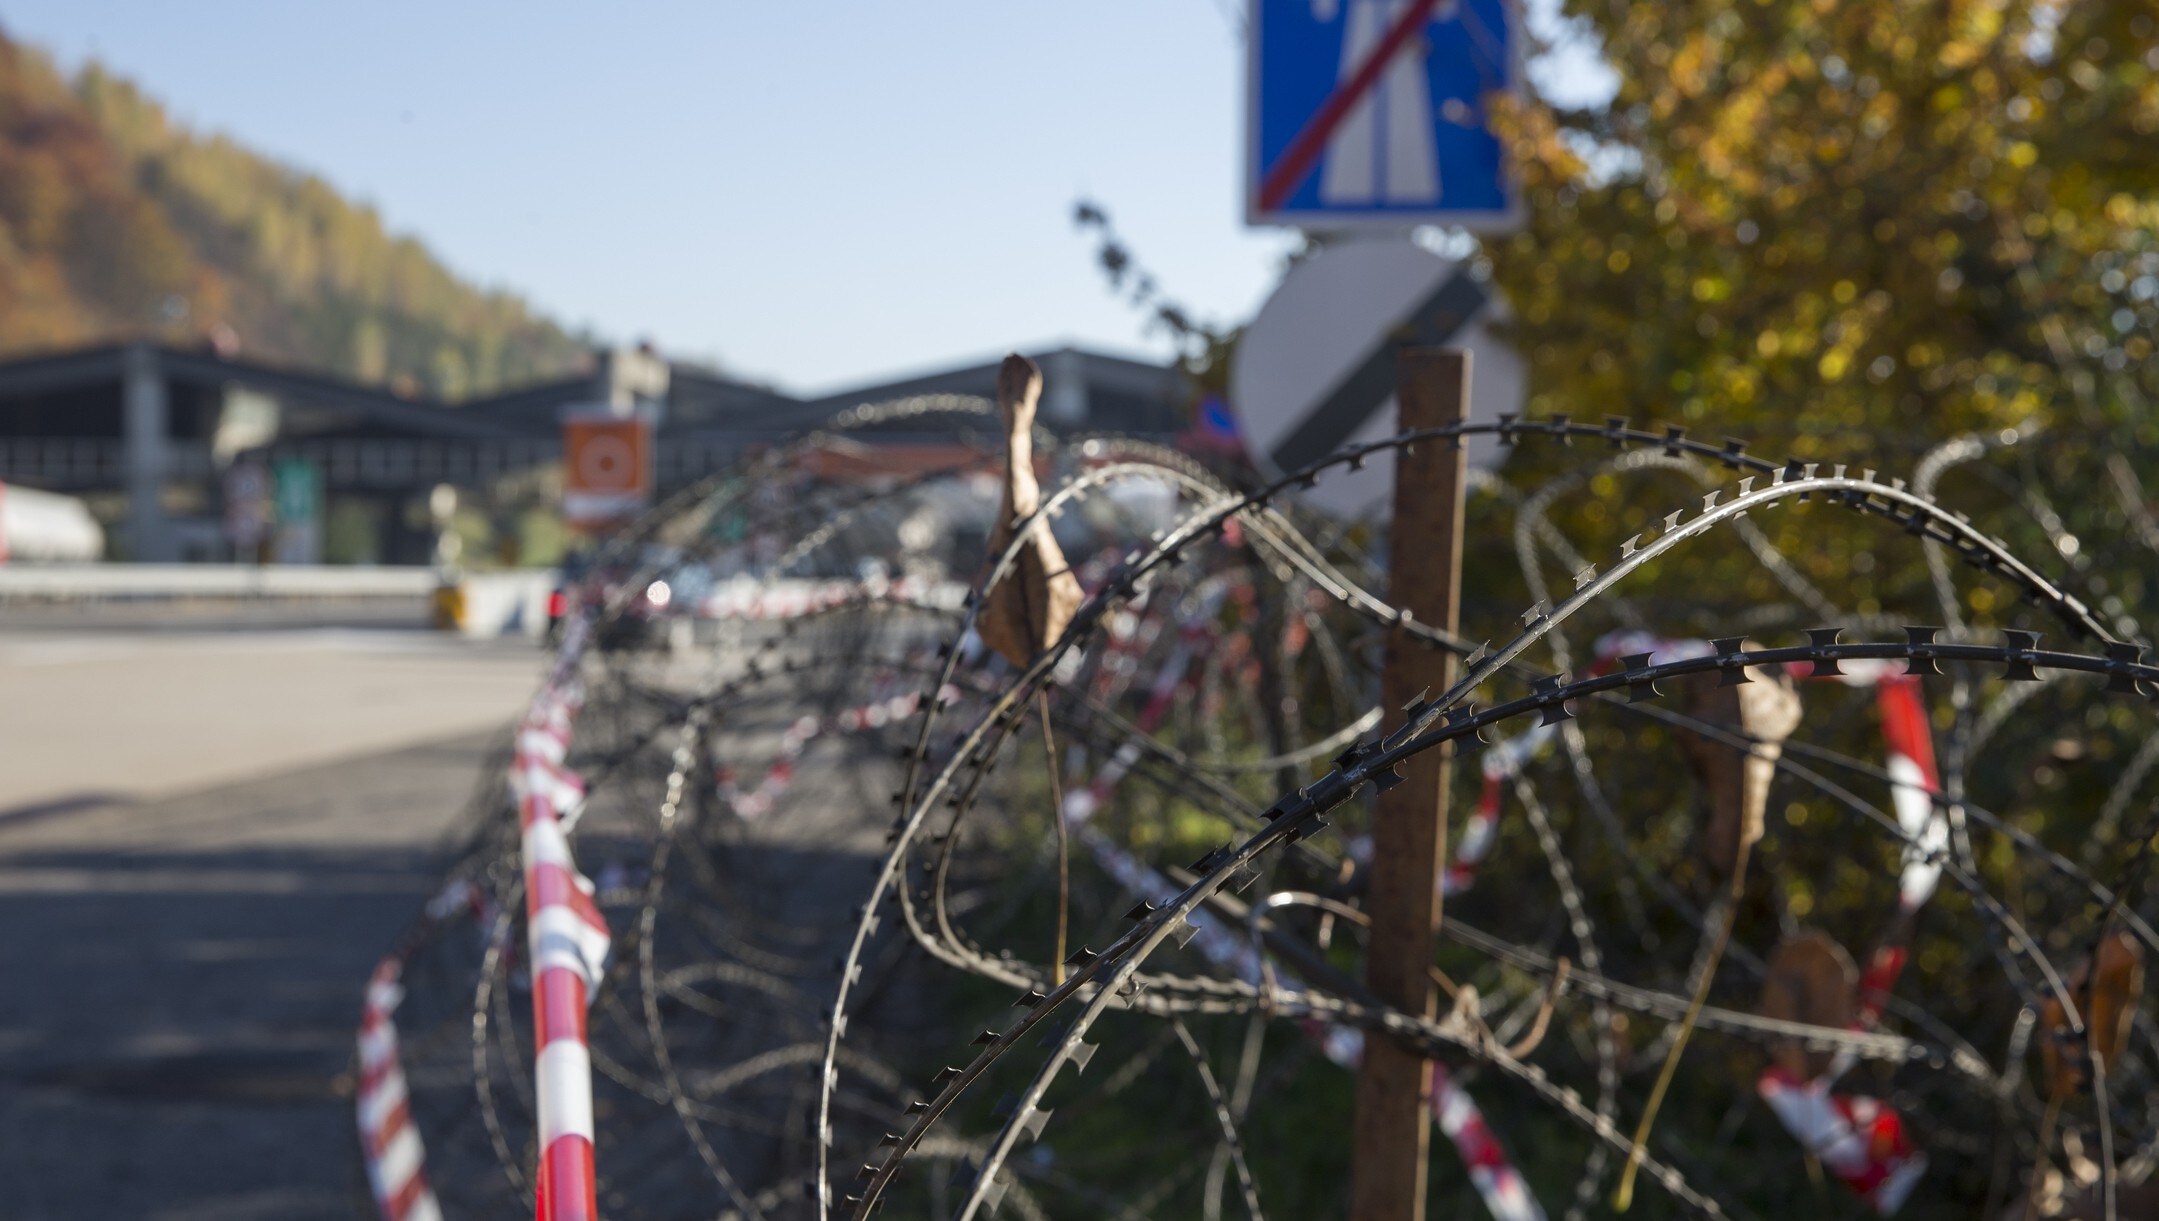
[563,415,653,526]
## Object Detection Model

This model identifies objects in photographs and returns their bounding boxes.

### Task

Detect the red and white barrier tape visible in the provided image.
[1779,659,1940,1209]
[1096,819,1544,1218]
[708,595,1545,1219]
[1844,667,1946,922]
[1388,633,1944,1212]
[696,574,966,621]
[1757,1067,1927,1212]
[358,958,444,1221]
[357,874,501,1220]
[516,613,611,1221]
[1059,606,1544,1221]
[716,674,959,820]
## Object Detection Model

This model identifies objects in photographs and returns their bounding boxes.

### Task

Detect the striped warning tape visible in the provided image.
[1756,1068,1927,1212]
[1059,600,1545,1221]
[1098,831,1546,1220]
[1387,632,1945,1213]
[515,611,611,1221]
[716,673,958,821]
[358,957,444,1221]
[694,587,1546,1217]
[357,874,498,1221]
[1777,659,1939,1213]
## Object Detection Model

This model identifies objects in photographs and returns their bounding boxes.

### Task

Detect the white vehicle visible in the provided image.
[0,482,104,563]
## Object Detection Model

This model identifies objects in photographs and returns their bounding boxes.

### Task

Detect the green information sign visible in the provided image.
[273,458,319,525]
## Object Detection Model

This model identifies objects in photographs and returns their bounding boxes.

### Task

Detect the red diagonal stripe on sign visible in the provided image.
[1256,0,1445,212]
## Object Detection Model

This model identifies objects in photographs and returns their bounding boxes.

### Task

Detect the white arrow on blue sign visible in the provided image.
[1246,0,1521,231]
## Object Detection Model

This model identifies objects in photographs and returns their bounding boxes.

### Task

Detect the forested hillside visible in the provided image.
[0,30,587,397]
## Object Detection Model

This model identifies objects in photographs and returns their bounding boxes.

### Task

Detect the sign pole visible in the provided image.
[1348,346,1470,1221]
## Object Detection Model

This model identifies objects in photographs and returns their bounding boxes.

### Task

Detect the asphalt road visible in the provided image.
[0,606,543,1219]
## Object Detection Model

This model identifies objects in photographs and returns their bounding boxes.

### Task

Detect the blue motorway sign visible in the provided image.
[1247,0,1520,230]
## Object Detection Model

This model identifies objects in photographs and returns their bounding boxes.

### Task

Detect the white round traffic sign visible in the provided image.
[1229,236,1523,520]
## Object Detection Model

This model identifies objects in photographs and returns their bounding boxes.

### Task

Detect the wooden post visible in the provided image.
[1348,347,1470,1221]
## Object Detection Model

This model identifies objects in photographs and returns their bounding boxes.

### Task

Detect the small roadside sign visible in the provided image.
[563,411,654,528]
[1228,236,1522,520]
[1247,0,1521,231]
[274,458,318,526]
[224,461,273,552]
[272,457,321,564]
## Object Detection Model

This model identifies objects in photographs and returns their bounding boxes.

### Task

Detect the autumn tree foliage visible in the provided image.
[0,29,586,396]
[1472,0,2159,674]
[1404,14,2159,1215]
[1491,0,2159,454]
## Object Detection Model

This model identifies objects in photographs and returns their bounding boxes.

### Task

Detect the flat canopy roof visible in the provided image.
[0,341,1186,443]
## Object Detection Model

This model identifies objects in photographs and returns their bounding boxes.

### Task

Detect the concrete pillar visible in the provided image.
[123,344,176,562]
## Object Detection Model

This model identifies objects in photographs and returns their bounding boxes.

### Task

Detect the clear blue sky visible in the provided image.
[1,2,1604,394]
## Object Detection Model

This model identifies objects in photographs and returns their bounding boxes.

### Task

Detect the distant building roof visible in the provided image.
[0,342,524,443]
[801,346,1187,438]
[0,340,1188,448]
